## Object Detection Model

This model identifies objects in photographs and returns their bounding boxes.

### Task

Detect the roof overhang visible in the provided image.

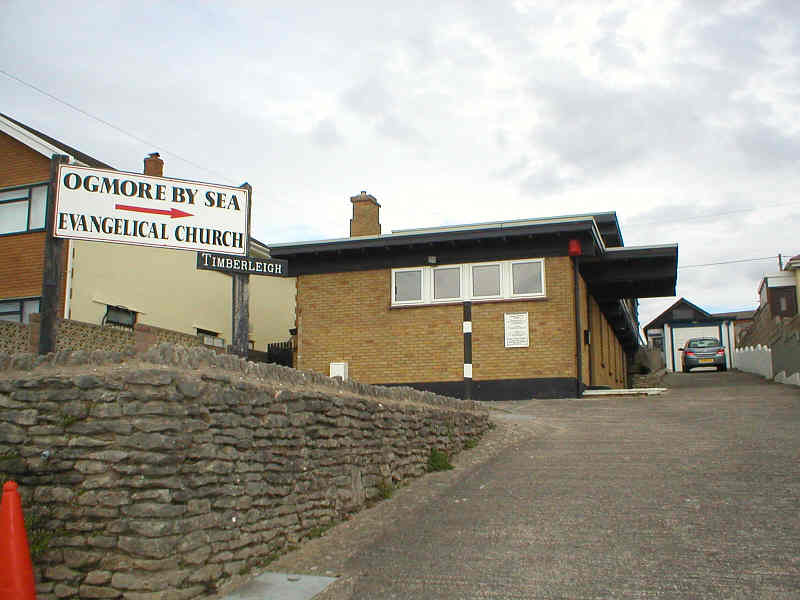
[1,114,74,161]
[579,244,678,302]
[271,216,606,258]
[0,113,113,169]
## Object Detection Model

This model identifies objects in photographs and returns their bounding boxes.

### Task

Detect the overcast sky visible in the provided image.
[3,0,798,331]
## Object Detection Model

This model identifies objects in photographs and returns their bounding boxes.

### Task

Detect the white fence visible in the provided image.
[734,345,773,379]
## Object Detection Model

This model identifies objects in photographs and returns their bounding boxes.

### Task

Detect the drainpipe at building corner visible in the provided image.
[569,239,583,398]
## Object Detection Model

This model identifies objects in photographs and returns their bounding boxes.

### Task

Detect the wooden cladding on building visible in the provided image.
[0,133,50,188]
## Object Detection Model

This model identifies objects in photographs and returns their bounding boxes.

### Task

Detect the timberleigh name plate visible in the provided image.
[196,251,288,277]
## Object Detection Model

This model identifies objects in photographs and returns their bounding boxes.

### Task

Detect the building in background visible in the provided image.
[643,298,746,372]
[739,261,799,347]
[271,193,678,400]
[0,113,294,354]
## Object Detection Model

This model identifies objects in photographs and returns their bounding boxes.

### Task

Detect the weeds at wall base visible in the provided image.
[427,449,454,472]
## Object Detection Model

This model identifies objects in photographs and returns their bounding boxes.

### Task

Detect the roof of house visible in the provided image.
[1,112,113,169]
[272,211,678,352]
[643,297,755,335]
[643,297,711,333]
[271,212,677,300]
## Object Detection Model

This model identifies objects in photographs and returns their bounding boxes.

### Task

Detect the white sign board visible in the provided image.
[54,165,249,255]
[504,312,530,348]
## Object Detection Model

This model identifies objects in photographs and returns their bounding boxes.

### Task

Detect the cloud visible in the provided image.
[491,155,528,179]
[310,118,344,147]
[736,124,800,168]
[342,77,393,117]
[528,75,700,176]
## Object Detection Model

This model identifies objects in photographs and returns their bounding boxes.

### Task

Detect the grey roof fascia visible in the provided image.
[270,218,605,256]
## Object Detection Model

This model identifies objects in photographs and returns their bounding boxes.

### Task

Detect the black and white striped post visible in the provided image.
[463,301,472,399]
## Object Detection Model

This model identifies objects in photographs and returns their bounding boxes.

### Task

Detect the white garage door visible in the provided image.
[671,325,722,372]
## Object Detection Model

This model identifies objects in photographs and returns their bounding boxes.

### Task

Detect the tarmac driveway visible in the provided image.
[267,370,800,599]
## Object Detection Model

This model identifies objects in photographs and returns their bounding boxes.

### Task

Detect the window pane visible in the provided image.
[434,267,460,299]
[472,264,500,297]
[0,189,28,202]
[106,306,136,327]
[512,262,543,295]
[29,186,47,229]
[0,201,29,234]
[0,314,20,322]
[22,300,40,324]
[395,270,422,302]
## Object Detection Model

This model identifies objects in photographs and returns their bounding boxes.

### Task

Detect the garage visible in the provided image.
[644,298,737,373]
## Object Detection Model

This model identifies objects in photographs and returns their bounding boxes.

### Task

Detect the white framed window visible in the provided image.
[0,184,48,235]
[433,266,461,301]
[391,259,546,306]
[510,259,544,297]
[392,268,425,304]
[470,263,502,299]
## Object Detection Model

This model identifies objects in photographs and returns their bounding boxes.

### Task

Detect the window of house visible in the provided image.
[0,298,40,324]
[511,260,544,296]
[433,266,461,301]
[393,268,424,304]
[0,184,48,235]
[391,259,546,306]
[103,305,136,329]
[471,263,501,298]
[197,328,225,348]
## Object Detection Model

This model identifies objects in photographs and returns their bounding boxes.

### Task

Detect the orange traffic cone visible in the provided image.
[0,481,37,599]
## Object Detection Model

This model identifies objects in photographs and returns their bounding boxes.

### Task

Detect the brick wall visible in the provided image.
[471,257,576,381]
[296,257,593,386]
[0,344,489,600]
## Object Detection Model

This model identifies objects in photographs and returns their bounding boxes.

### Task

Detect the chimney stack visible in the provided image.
[143,152,164,177]
[350,191,381,237]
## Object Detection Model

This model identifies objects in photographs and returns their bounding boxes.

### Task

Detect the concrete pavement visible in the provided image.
[252,370,800,599]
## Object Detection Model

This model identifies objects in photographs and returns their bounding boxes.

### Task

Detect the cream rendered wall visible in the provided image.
[67,240,295,350]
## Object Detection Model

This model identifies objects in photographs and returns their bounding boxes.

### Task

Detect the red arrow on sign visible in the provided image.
[115,204,193,219]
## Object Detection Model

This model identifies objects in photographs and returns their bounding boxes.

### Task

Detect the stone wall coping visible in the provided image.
[0,343,486,413]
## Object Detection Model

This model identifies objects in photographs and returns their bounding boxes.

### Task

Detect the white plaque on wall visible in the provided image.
[504,312,530,348]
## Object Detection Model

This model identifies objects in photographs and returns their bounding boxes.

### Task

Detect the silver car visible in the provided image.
[681,337,727,372]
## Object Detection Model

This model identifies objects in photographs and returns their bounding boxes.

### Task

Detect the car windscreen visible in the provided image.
[688,338,721,348]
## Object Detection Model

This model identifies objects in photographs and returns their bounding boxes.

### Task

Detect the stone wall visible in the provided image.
[0,320,29,354]
[0,316,211,356]
[0,344,489,600]
[55,317,135,353]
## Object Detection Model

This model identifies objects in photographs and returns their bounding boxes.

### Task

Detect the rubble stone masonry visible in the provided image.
[0,343,488,600]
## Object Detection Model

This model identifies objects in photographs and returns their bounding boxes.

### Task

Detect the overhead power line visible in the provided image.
[0,68,236,184]
[679,256,779,269]
[629,203,800,228]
